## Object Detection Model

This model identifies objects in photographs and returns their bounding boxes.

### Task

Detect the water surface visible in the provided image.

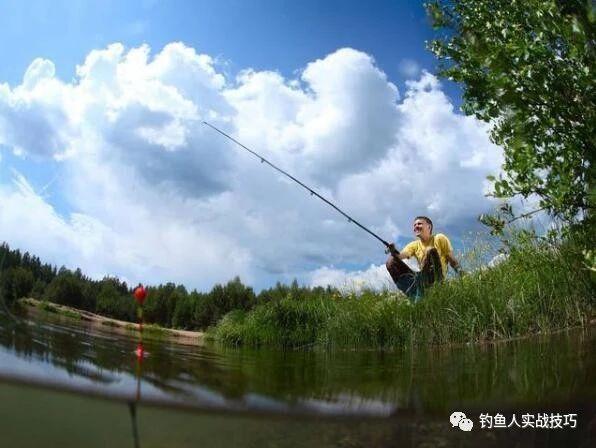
[0,308,594,447]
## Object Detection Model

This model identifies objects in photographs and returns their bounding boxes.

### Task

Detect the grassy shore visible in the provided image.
[211,236,595,349]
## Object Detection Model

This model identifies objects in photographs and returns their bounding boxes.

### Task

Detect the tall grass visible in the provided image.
[212,235,595,349]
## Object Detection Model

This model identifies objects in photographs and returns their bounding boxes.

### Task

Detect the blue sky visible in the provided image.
[0,0,459,98]
[0,0,501,291]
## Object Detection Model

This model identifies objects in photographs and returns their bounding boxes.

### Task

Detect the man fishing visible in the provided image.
[385,216,462,300]
[203,123,463,300]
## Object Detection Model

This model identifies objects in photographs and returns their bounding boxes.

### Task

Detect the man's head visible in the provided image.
[413,216,433,240]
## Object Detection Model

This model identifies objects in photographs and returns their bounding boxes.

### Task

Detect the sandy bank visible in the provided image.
[19,298,205,346]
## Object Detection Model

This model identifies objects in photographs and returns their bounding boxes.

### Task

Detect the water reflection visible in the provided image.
[128,341,144,448]
[0,309,594,418]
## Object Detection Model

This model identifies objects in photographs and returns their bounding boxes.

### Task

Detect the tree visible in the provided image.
[94,278,134,321]
[192,277,256,330]
[426,0,595,226]
[44,271,84,308]
[0,267,34,305]
[172,294,194,329]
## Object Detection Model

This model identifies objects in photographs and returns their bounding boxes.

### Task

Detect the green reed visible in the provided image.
[212,235,594,349]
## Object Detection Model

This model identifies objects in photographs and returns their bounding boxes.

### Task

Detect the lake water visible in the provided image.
[0,307,594,447]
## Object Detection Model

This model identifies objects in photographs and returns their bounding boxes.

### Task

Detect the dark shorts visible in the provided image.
[386,249,443,302]
[394,271,424,302]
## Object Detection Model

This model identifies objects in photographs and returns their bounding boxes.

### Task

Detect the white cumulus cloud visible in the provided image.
[0,43,503,291]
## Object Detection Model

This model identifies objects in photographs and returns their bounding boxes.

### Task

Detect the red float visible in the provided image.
[133,284,147,305]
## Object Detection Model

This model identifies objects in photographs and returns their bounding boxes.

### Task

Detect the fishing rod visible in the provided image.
[203,121,396,252]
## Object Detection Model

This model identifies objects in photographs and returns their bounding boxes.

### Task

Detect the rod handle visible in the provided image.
[385,243,400,256]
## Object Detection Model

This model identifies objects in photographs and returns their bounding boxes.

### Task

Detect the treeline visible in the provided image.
[0,242,337,330]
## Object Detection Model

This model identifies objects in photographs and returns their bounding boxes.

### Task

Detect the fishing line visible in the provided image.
[128,402,141,448]
[203,121,394,250]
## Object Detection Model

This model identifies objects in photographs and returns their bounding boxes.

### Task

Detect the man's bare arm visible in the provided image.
[446,252,464,275]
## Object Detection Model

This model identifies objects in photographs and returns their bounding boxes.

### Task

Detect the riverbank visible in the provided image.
[212,237,595,349]
[6,235,594,350]
[19,298,205,345]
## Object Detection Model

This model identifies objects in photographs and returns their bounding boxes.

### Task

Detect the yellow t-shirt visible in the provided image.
[401,233,453,277]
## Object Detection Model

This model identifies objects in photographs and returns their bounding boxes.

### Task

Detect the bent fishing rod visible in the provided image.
[203,121,397,253]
